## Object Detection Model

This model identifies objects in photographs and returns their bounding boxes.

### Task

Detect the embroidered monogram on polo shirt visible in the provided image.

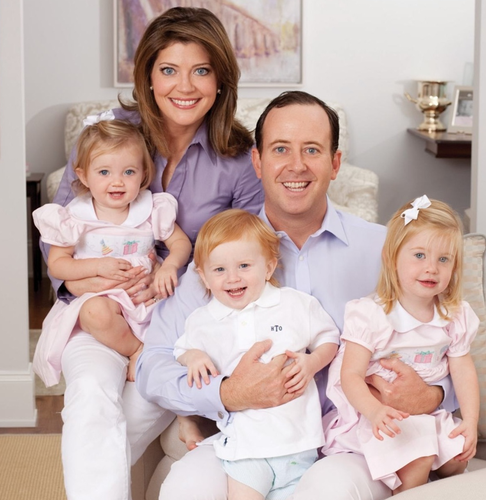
[271,324,283,332]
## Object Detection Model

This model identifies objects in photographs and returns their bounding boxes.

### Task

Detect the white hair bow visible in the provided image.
[82,109,115,128]
[400,195,431,225]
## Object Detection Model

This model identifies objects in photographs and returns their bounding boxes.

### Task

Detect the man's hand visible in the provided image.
[220,340,297,412]
[366,357,443,415]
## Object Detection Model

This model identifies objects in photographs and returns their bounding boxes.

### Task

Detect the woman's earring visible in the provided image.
[150,86,153,91]
[217,89,222,94]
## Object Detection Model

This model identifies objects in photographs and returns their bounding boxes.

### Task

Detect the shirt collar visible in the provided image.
[207,282,281,321]
[192,121,217,166]
[258,198,349,246]
[67,189,153,227]
[388,300,449,332]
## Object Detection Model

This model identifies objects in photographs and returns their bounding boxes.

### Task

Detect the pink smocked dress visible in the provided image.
[322,295,479,490]
[32,190,177,387]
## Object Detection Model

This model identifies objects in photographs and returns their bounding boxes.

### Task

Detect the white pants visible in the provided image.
[61,330,175,500]
[159,446,391,500]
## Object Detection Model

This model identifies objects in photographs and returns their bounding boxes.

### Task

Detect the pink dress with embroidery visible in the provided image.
[322,295,479,490]
[32,190,178,387]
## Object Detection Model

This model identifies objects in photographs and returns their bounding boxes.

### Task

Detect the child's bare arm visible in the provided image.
[154,224,192,297]
[48,245,133,281]
[341,341,409,440]
[448,353,479,461]
[284,342,338,394]
[177,349,219,389]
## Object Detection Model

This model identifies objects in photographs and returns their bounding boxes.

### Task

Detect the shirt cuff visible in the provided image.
[190,375,230,425]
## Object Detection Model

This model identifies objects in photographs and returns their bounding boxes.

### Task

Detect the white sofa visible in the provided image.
[47,100,486,499]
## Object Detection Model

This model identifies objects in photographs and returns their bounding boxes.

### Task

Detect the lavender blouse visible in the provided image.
[45,107,264,299]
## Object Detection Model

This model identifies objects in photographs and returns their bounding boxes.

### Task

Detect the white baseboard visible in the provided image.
[0,363,37,427]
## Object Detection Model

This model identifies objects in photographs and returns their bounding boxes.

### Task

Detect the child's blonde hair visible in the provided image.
[73,119,155,194]
[377,197,463,319]
[194,209,280,287]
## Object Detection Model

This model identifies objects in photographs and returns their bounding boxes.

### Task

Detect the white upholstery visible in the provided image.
[47,98,379,223]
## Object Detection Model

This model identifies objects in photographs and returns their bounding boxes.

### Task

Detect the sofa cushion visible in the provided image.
[462,233,486,440]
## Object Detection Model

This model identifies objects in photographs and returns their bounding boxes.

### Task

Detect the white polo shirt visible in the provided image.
[174,283,340,460]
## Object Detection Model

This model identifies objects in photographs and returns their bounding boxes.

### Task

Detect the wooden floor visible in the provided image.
[0,277,64,435]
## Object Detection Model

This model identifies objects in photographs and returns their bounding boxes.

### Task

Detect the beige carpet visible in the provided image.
[30,330,65,397]
[0,434,66,500]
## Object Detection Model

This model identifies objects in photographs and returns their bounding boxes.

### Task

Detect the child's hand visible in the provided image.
[154,263,178,298]
[449,417,478,462]
[283,350,316,395]
[177,349,219,389]
[369,404,409,440]
[97,257,133,280]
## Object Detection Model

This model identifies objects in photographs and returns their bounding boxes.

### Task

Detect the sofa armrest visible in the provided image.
[386,466,486,499]
[328,162,379,223]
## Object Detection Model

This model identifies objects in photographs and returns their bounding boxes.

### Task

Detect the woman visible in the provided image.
[45,7,263,500]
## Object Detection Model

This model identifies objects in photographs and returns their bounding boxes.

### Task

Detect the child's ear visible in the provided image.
[75,168,89,188]
[196,267,210,290]
[266,258,278,281]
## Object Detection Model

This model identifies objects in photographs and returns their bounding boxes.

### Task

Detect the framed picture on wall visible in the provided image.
[114,0,302,87]
[449,86,473,134]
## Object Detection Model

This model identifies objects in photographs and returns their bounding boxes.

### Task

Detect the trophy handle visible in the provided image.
[404,92,417,103]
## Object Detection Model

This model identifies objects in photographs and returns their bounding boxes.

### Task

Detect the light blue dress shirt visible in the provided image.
[137,201,393,422]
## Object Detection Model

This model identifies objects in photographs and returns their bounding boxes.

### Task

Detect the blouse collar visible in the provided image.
[388,300,449,332]
[67,189,153,227]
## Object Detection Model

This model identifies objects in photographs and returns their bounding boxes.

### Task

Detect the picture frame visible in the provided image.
[114,0,302,87]
[448,85,474,134]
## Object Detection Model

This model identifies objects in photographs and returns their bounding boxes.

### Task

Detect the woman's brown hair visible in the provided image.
[120,7,253,158]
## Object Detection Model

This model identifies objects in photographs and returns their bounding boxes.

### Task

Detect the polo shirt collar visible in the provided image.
[388,300,449,333]
[67,189,153,227]
[208,282,281,321]
[258,198,349,245]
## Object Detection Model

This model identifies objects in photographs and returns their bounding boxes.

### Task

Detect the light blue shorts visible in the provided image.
[222,449,318,500]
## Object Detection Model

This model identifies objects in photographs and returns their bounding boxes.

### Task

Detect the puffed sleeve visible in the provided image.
[446,301,480,357]
[151,193,178,242]
[32,203,84,247]
[341,296,392,353]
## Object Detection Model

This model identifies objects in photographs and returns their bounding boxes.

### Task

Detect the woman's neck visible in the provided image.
[162,120,203,190]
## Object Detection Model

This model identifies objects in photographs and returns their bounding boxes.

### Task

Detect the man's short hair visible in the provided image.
[254,91,340,156]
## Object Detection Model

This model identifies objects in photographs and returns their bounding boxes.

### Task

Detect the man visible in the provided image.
[137,91,451,499]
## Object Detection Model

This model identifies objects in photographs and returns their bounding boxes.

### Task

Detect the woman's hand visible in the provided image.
[65,266,148,297]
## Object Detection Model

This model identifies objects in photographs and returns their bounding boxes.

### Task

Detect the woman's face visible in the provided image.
[150,42,218,134]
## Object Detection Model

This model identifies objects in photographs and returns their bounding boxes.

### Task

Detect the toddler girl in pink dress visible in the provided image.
[322,195,480,494]
[33,118,191,383]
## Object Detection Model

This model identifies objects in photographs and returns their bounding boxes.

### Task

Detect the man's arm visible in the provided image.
[366,357,453,414]
[136,263,295,422]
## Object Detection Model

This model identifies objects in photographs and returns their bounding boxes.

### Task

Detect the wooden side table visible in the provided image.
[407,128,472,159]
[26,173,44,291]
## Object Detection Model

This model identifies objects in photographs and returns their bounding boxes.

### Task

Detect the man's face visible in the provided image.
[252,103,341,229]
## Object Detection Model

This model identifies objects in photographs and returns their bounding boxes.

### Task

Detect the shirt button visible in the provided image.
[218,411,224,420]
[299,255,304,261]
[241,321,247,326]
